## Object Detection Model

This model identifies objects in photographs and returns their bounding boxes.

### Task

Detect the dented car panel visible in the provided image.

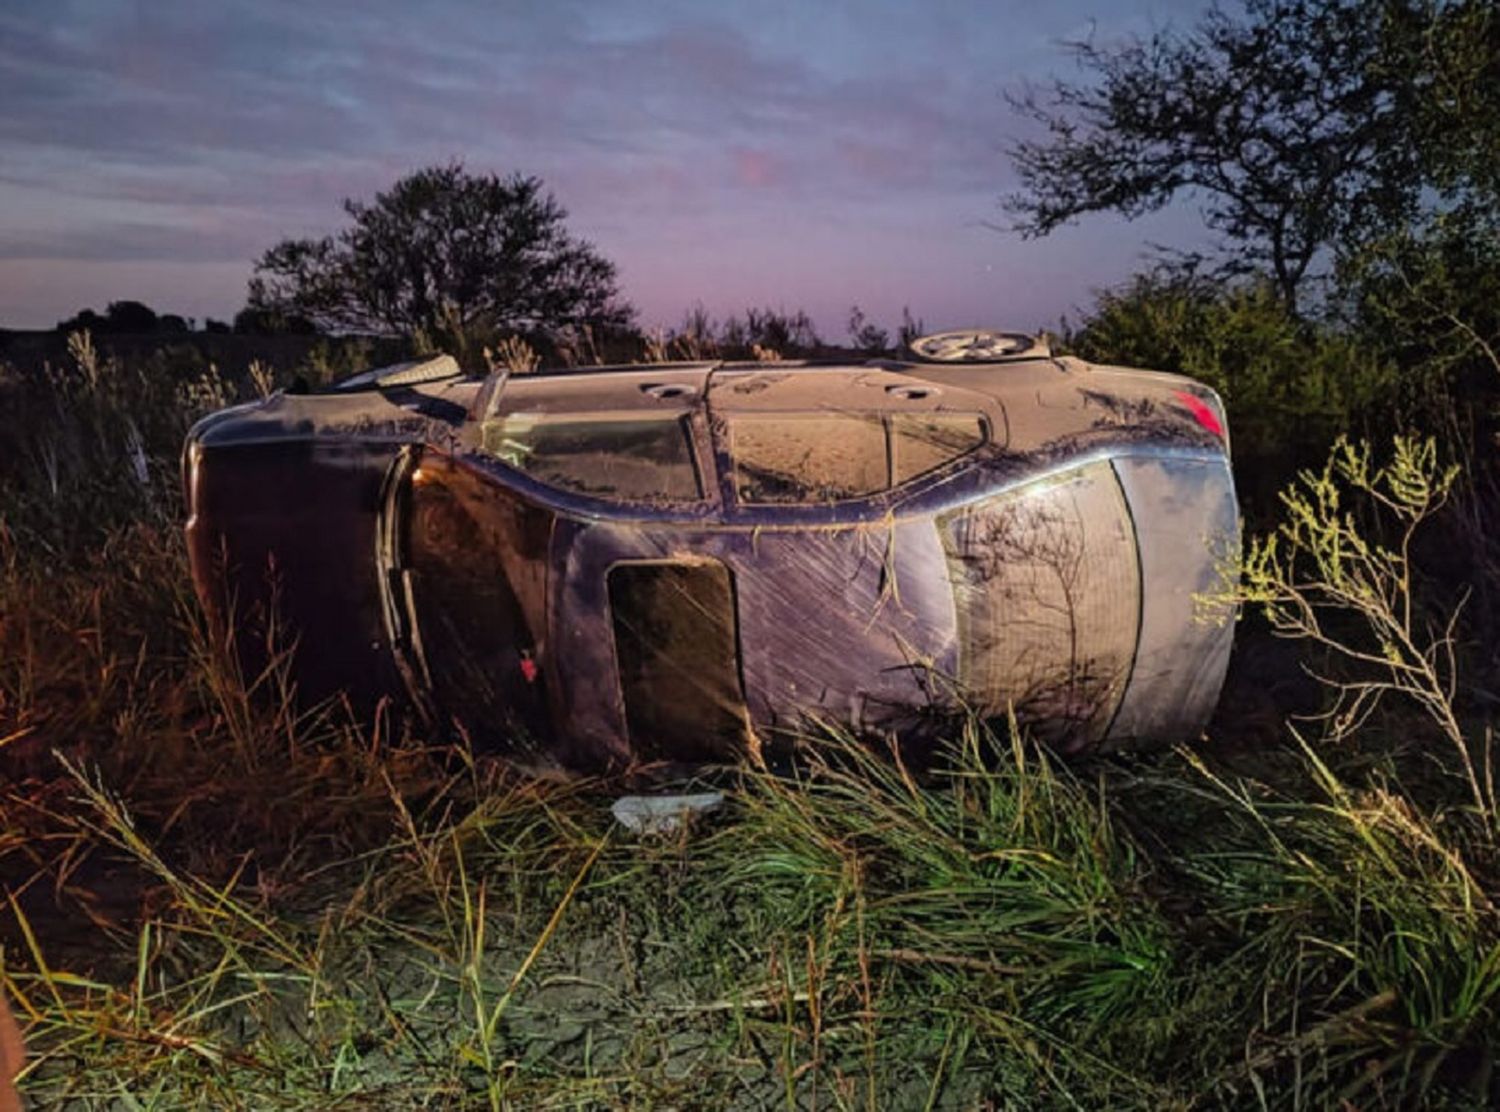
[183,341,1239,771]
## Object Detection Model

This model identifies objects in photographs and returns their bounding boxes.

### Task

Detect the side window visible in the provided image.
[731,415,887,503]
[890,413,986,485]
[730,412,986,504]
[480,414,702,502]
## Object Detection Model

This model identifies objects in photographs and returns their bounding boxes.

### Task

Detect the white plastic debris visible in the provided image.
[610,791,724,835]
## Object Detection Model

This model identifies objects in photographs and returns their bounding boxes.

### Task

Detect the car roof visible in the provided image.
[488,357,1064,418]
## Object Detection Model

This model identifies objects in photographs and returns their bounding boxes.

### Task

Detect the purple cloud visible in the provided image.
[0,0,1214,333]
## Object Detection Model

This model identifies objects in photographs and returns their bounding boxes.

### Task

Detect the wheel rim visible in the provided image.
[907,330,1032,362]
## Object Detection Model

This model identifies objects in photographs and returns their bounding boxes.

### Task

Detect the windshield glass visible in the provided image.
[481,413,702,502]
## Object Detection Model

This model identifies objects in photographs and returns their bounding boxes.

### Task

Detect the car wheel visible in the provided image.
[904,329,1037,363]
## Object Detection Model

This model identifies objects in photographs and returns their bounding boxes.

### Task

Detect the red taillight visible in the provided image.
[1174,390,1224,439]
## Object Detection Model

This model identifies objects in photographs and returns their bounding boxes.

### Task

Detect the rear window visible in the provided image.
[481,413,702,502]
[730,412,985,504]
[891,413,986,485]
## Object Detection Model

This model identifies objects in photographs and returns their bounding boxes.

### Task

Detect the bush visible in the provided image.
[1066,271,1398,519]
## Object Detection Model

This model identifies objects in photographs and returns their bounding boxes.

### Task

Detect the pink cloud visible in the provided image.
[731,147,781,189]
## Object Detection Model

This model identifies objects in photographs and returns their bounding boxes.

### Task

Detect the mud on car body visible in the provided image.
[183,331,1239,773]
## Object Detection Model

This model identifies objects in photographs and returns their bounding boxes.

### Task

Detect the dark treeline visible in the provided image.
[49,299,315,337]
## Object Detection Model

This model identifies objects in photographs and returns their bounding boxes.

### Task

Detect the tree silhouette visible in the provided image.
[847,305,890,354]
[247,164,633,353]
[56,300,163,334]
[232,304,318,336]
[1005,0,1430,315]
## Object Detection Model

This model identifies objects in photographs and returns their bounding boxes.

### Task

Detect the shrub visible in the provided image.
[1067,271,1398,519]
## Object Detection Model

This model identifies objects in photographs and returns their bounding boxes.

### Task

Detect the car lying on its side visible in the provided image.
[183,330,1239,772]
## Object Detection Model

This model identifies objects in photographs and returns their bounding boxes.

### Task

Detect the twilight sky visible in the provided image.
[0,0,1214,336]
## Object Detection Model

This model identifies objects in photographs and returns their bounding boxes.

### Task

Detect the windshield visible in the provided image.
[480,412,702,502]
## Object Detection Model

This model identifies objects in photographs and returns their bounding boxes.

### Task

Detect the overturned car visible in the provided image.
[183,330,1238,772]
